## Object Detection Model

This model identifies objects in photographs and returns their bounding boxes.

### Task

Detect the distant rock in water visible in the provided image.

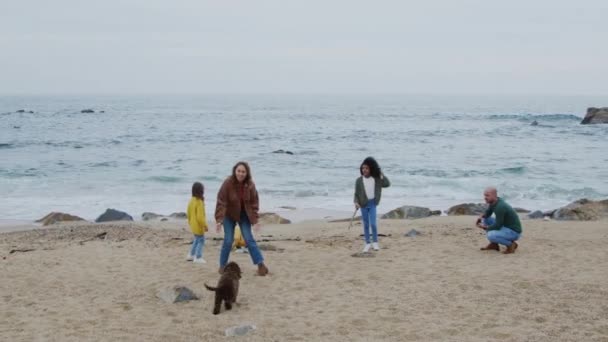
[448,203,487,216]
[553,198,608,221]
[530,120,539,126]
[28,111,34,113]
[259,213,291,224]
[514,207,531,214]
[581,107,608,124]
[381,206,441,219]
[95,209,133,222]
[100,110,105,113]
[36,212,86,226]
[16,109,25,113]
[272,149,294,155]
[81,109,95,113]
[169,212,187,219]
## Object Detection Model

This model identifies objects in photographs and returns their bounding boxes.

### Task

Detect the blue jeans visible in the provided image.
[220,210,264,267]
[361,200,378,244]
[189,234,205,258]
[483,217,521,247]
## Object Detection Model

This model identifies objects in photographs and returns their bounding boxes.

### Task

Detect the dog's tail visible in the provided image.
[204,283,217,291]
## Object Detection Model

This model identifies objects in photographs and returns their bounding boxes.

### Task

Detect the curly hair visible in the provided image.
[360,157,381,178]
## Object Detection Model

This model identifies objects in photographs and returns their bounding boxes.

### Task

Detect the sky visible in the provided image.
[1,0,607,95]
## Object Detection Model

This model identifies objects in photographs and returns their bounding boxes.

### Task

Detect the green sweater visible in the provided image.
[354,174,390,207]
[483,197,522,233]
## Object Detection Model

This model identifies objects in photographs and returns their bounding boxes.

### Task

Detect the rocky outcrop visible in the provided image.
[169,212,187,219]
[553,199,608,221]
[514,207,531,214]
[527,210,544,219]
[95,209,133,222]
[259,213,291,224]
[142,212,164,221]
[36,212,86,226]
[81,109,95,113]
[381,206,441,219]
[447,203,487,216]
[581,107,608,124]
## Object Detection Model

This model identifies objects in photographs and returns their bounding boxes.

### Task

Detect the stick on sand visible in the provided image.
[348,208,358,229]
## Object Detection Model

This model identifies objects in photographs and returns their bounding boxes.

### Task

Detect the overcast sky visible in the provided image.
[1,0,607,95]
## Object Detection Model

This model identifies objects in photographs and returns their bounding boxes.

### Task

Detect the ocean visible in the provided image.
[1,94,607,222]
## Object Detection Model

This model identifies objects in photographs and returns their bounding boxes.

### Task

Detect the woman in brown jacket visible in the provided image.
[215,161,269,276]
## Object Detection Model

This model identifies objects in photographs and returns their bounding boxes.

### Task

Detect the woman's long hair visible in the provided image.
[360,157,381,178]
[231,161,252,184]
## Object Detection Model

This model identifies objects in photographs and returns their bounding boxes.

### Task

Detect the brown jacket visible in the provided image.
[215,177,260,225]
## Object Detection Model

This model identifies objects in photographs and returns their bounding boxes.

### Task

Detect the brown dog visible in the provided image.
[204,262,241,315]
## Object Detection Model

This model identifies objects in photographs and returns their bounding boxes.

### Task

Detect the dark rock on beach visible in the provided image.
[581,107,608,125]
[553,198,608,221]
[527,210,544,219]
[447,203,487,216]
[259,213,291,224]
[157,286,198,303]
[81,109,95,113]
[381,206,440,219]
[36,212,86,226]
[514,207,531,214]
[95,209,134,223]
[169,212,187,219]
[142,212,164,221]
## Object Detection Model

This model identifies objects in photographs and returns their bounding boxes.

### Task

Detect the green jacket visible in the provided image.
[354,174,391,207]
[483,197,522,233]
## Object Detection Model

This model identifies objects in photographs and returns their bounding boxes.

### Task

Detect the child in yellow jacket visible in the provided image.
[187,182,208,263]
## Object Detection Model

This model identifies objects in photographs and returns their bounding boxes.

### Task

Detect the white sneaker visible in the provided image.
[362,244,371,253]
[193,258,207,264]
[186,254,194,261]
[372,242,380,251]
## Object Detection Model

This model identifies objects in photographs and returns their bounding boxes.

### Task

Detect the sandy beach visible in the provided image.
[1,216,607,342]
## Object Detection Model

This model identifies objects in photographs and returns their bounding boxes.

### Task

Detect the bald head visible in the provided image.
[484,187,498,204]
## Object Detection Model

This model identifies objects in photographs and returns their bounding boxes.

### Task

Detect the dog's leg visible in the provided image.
[225,300,232,311]
[213,293,222,315]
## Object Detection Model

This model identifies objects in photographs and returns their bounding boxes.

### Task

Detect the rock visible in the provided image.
[279,206,296,210]
[157,286,199,303]
[272,149,294,155]
[447,203,487,216]
[95,209,133,222]
[36,212,86,226]
[514,207,531,214]
[381,206,440,219]
[169,212,187,219]
[531,120,539,126]
[543,209,556,218]
[225,324,256,337]
[259,212,291,224]
[100,110,105,113]
[527,210,544,219]
[81,109,95,113]
[404,229,421,237]
[16,109,25,113]
[160,218,168,222]
[581,107,608,125]
[142,212,164,221]
[553,198,608,221]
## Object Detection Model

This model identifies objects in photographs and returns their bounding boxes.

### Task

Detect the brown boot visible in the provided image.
[257,263,269,276]
[480,242,500,251]
[503,242,518,254]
